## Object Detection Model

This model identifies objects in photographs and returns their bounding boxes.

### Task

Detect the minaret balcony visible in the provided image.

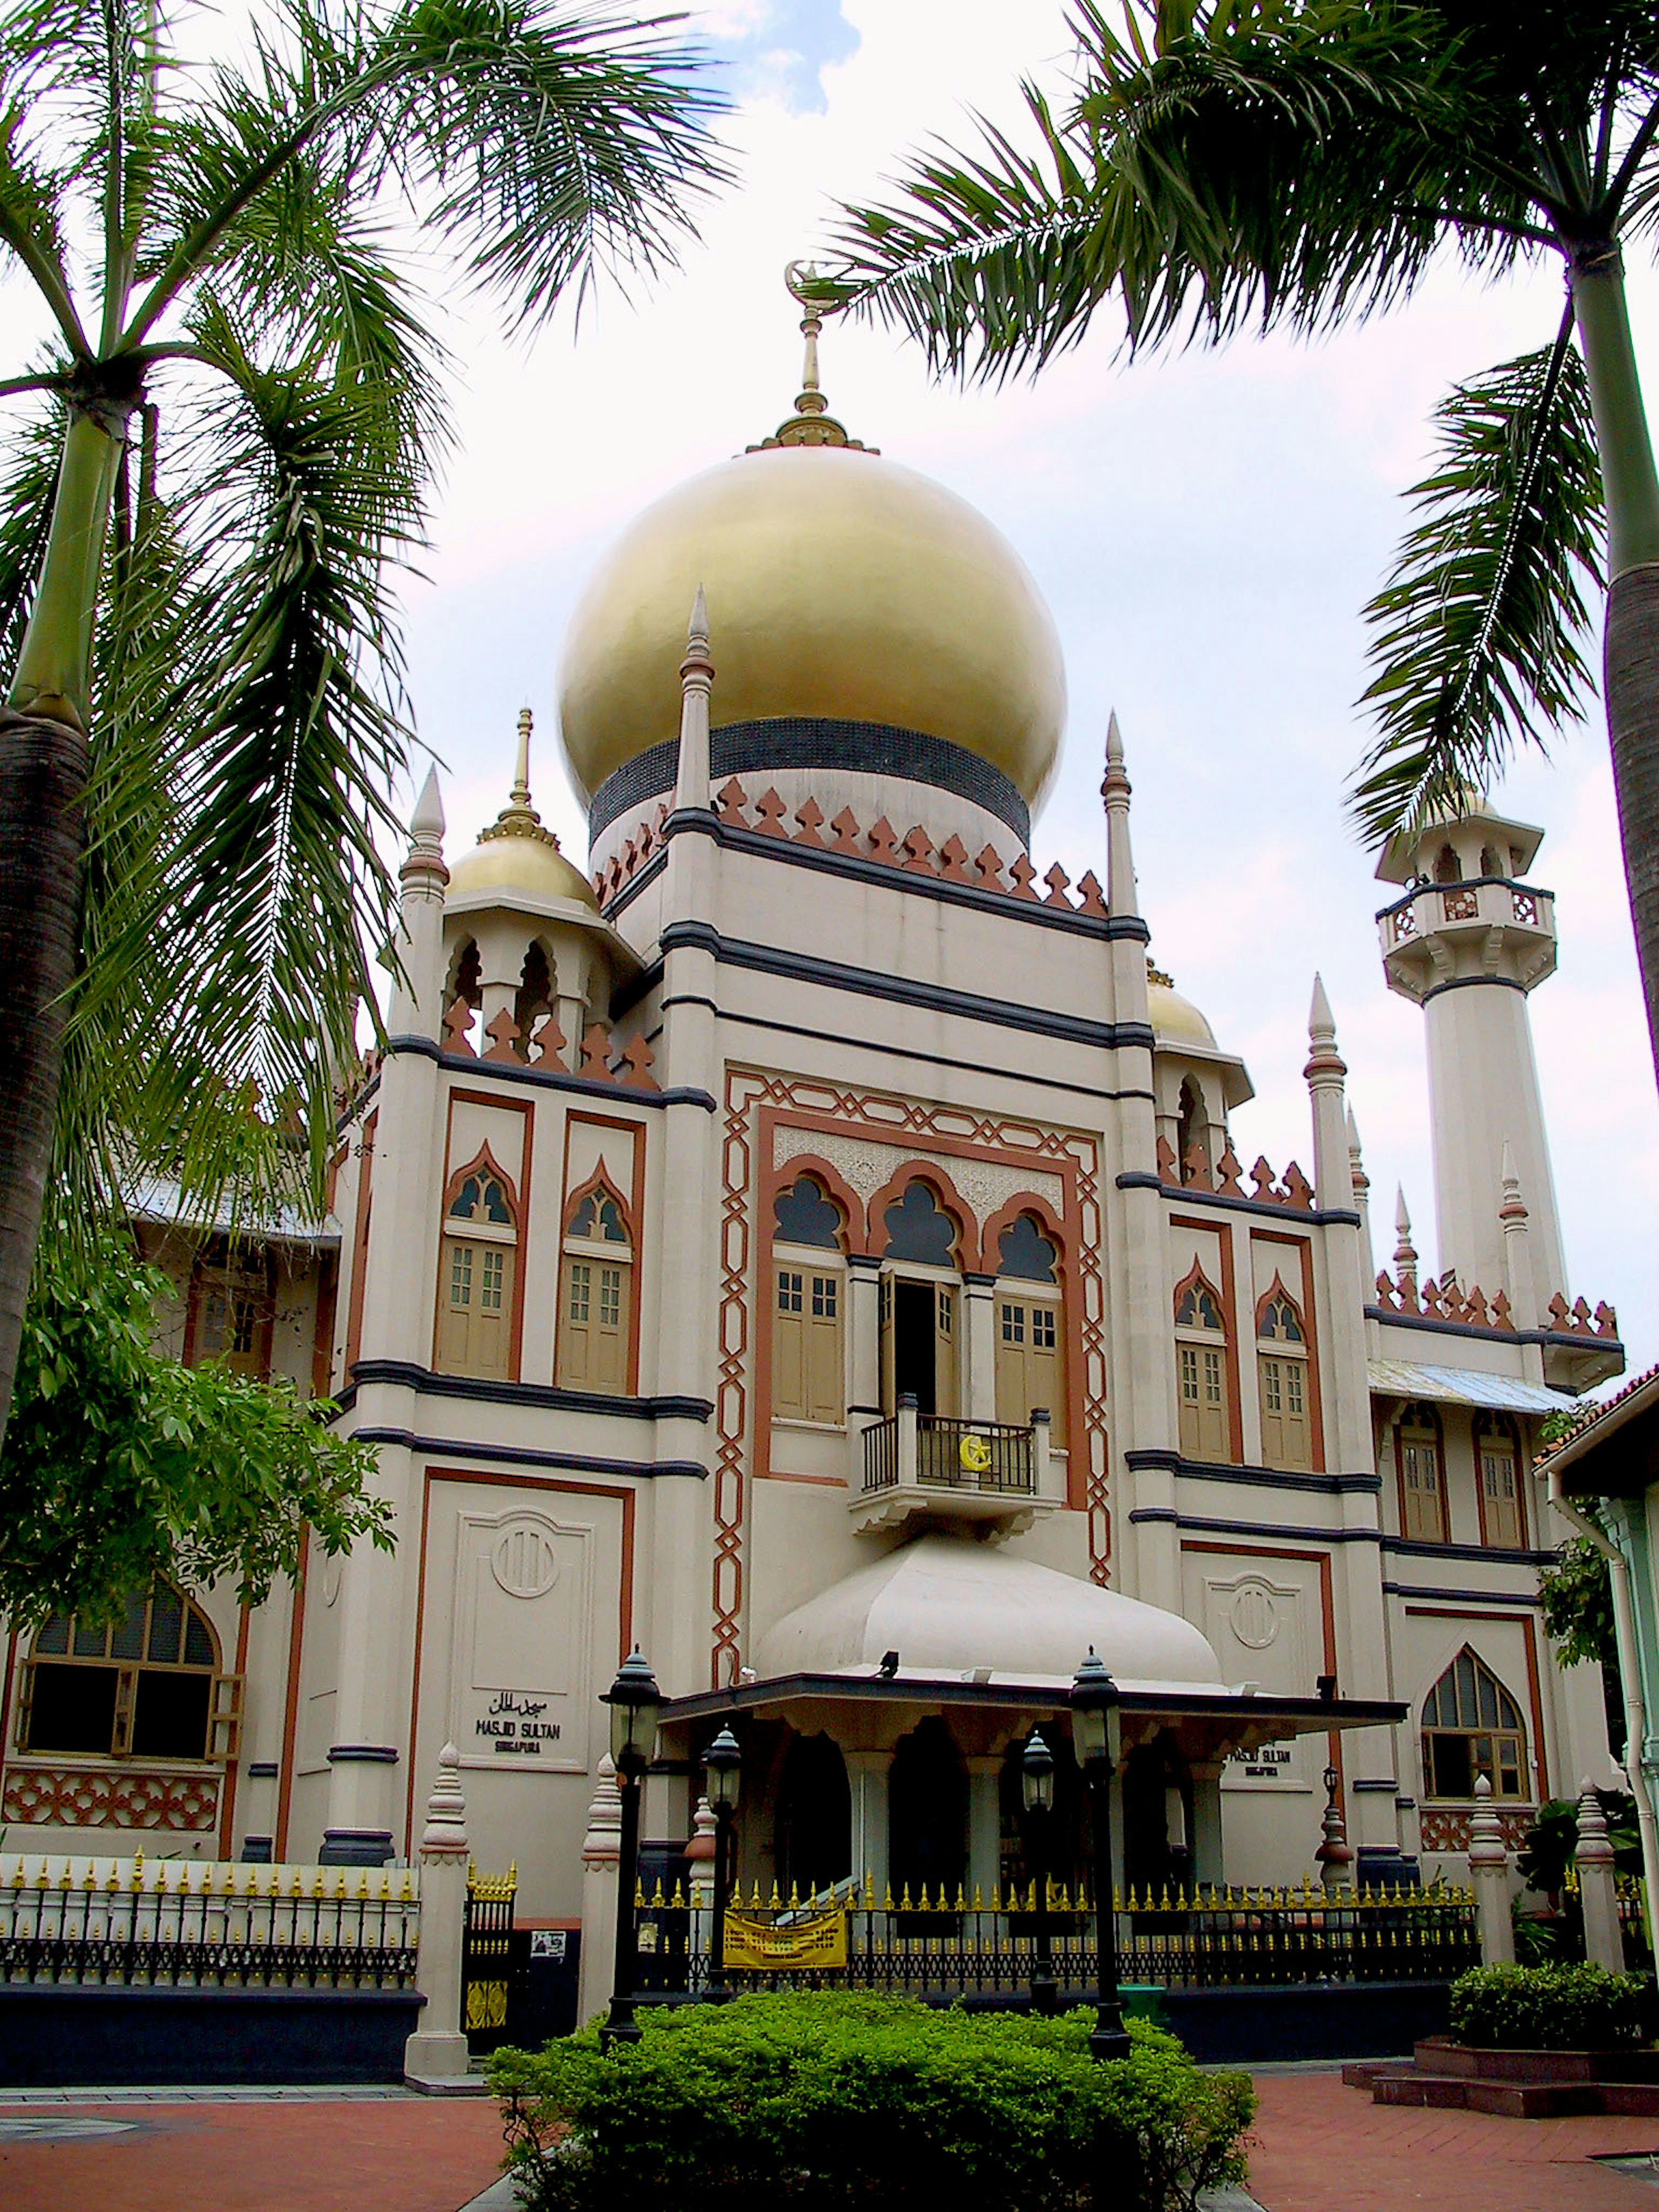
[1378,877,1557,1002]
[848,1399,1062,1537]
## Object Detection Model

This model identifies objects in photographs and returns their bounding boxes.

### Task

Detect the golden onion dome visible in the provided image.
[1148,974,1217,1049]
[557,288,1065,815]
[447,710,598,913]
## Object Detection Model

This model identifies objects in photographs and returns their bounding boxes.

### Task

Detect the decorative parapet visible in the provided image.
[1371,1268,1617,1341]
[594,781,1109,922]
[439,998,657,1090]
[1157,1135,1313,1211]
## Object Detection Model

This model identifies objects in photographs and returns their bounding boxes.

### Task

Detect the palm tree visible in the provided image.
[0,0,728,1441]
[830,0,1659,1077]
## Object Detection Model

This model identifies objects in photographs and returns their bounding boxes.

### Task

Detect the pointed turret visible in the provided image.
[389,762,448,1034]
[1498,1141,1538,1329]
[1102,710,1139,921]
[1303,973,1349,1210]
[673,585,714,814]
[1347,1105,1375,1289]
[1392,1189,1418,1302]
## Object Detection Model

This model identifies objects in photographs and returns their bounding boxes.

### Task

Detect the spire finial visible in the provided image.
[1393,1186,1418,1289]
[479,706,560,853]
[512,706,533,808]
[1309,972,1336,1046]
[1499,1140,1528,1220]
[689,583,709,650]
[748,264,876,454]
[410,761,445,846]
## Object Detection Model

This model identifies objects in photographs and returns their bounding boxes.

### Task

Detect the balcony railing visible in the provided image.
[861,1403,1039,1497]
[1377,876,1554,950]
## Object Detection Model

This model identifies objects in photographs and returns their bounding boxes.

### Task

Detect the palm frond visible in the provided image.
[1348,315,1603,846]
[831,0,1543,382]
[0,399,61,678]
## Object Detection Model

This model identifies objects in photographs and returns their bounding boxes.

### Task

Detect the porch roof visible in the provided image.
[659,1668,1404,1746]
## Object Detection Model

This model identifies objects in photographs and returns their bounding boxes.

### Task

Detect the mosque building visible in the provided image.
[0,296,1628,1919]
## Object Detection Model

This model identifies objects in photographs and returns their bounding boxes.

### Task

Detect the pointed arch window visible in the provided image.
[1256,1282,1311,1471]
[1397,1402,1448,1544]
[878,1181,961,1417]
[1421,1648,1529,1801]
[1174,1268,1229,1462]
[557,1179,632,1395]
[772,1176,845,1427]
[1475,1414,1526,1549]
[995,1213,1065,1444]
[18,1583,240,1763]
[437,1157,518,1382]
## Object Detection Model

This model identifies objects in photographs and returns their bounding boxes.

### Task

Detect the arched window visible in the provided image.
[1476,1414,1526,1549]
[1422,1648,1528,1801]
[445,938,482,1009]
[1256,1282,1311,1471]
[19,1584,238,1762]
[437,1157,518,1382]
[1397,1402,1448,1544]
[772,1176,845,1426]
[1174,1268,1229,1462]
[1433,844,1461,884]
[514,939,554,1049]
[557,1180,632,1395]
[1176,1078,1205,1181]
[995,1214,1065,1443]
[881,1181,957,1267]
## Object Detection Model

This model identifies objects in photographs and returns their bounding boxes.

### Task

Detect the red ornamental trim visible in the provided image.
[1,1764,221,1831]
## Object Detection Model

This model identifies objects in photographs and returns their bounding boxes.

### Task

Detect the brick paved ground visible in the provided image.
[0,2094,509,2212]
[4,2069,1659,2212]
[1247,2070,1659,2211]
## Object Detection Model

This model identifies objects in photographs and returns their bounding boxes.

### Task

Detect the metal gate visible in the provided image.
[462,1862,517,2054]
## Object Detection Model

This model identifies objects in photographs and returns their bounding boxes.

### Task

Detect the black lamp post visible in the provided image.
[1021,1728,1058,2017]
[703,1724,742,2003]
[1071,1647,1131,2062]
[601,1647,661,2050]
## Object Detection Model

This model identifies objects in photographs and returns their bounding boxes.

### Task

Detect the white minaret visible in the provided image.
[1376,793,1566,1306]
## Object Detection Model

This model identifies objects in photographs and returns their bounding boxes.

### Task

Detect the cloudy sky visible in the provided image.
[3,0,1652,1370]
[394,0,1659,1370]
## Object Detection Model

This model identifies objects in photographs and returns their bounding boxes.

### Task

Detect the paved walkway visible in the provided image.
[3,2068,1659,2211]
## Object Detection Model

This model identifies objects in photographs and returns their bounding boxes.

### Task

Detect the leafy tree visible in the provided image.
[0,0,728,1449]
[0,1219,391,1624]
[1539,1534,1618,1670]
[830,0,1659,1082]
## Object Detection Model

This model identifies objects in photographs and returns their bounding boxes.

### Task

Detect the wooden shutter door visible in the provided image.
[559,1258,592,1387]
[474,1246,513,1381]
[1259,1356,1284,1466]
[934,1285,958,1416]
[438,1238,474,1372]
[594,1265,629,1393]
[1198,1345,1227,1458]
[997,1299,1027,1426]
[1028,1301,1063,1444]
[806,1273,842,1423]
[879,1274,895,1413]
[773,1269,807,1418]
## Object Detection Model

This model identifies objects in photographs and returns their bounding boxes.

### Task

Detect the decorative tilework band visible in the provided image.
[589,718,1031,844]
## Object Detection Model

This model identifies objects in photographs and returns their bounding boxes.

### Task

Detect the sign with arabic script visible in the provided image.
[451,1508,592,1774]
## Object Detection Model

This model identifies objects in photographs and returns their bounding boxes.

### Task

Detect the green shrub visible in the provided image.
[489,1993,1254,2212]
[1449,1962,1646,2049]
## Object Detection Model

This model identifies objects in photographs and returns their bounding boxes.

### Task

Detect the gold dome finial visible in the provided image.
[480,706,560,852]
[748,263,877,455]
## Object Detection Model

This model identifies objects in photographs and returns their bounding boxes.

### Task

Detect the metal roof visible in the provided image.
[1368,1358,1576,1416]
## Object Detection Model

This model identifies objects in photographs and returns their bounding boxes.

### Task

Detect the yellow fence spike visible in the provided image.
[671,1880,685,1909]
[956,1883,967,1912]
[864,1870,876,1909]
[1112,1885,1121,1913]
[972,1885,982,1912]
[633,1878,645,1907]
[884,1883,895,1911]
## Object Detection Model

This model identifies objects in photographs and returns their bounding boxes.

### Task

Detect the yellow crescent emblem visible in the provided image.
[959,1432,992,1474]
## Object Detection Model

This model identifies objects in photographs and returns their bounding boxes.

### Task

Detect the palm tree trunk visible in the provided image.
[1570,246,1659,1085]
[0,405,124,1446]
[0,708,90,1454]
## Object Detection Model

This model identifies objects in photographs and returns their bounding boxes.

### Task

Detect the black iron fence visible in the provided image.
[633,1875,1479,1998]
[862,1415,1035,1495]
[463,1862,518,2053]
[0,1852,419,1989]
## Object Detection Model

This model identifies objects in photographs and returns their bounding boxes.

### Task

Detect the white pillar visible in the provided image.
[963,1278,997,1423]
[965,1756,1002,1902]
[685,1794,717,1975]
[1576,1781,1625,1974]
[845,1750,891,1900]
[1189,1762,1224,1891]
[576,1756,623,2027]
[403,1743,470,2082]
[1467,1776,1515,1966]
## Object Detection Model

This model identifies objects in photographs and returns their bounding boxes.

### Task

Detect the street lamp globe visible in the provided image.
[1021,1729,1055,1815]
[605,1649,662,1773]
[1070,1646,1119,1768]
[705,1725,743,1813]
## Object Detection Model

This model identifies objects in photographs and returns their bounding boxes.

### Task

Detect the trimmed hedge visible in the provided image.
[1449,1963,1646,2050]
[489,1993,1254,2212]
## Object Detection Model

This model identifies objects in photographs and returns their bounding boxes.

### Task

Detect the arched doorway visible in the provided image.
[774,1732,852,1899]
[888,1718,967,1901]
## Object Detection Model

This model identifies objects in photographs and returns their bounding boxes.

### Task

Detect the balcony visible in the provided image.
[849,1396,1061,1536]
[1377,877,1557,1001]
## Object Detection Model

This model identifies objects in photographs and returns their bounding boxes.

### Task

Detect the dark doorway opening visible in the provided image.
[775,1732,852,1900]
[893,1280,937,1412]
[889,1717,966,1901]
[1122,1736,1194,1896]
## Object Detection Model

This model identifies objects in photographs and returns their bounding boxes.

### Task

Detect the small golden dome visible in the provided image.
[1149,979,1217,1049]
[447,710,598,912]
[558,443,1066,810]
